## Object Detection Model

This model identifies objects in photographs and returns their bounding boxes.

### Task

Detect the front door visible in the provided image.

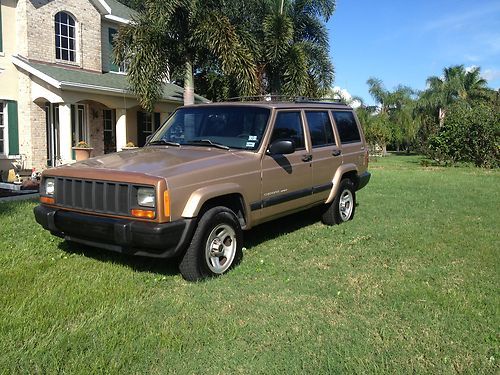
[260,110,313,220]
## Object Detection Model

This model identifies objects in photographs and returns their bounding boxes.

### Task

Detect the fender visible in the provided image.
[181,182,246,218]
[325,164,358,204]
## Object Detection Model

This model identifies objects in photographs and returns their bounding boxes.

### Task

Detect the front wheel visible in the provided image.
[321,179,356,225]
[179,207,243,281]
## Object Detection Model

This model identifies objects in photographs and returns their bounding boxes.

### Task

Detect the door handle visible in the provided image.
[302,154,312,162]
[332,150,341,157]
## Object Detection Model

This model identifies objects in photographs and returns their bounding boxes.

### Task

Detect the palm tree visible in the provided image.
[219,0,335,98]
[114,0,258,108]
[419,65,489,125]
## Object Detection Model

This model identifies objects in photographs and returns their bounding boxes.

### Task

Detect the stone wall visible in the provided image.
[24,0,102,72]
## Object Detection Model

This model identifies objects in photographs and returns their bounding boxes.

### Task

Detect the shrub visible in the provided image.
[428,102,499,167]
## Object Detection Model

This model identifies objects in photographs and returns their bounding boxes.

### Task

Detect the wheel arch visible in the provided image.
[181,183,248,229]
[325,164,359,204]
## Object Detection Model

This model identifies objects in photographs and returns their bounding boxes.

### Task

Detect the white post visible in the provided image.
[116,108,127,151]
[58,103,73,164]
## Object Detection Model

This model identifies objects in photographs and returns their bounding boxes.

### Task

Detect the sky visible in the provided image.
[327,0,500,105]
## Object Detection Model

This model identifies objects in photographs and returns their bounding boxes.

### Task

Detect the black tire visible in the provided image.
[321,179,356,225]
[179,206,243,281]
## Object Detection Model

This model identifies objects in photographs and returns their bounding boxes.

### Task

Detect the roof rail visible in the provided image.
[225,95,348,104]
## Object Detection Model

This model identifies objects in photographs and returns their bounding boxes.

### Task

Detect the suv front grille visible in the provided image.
[54,178,133,216]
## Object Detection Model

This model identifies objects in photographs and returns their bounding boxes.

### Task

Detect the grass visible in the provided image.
[0,154,498,374]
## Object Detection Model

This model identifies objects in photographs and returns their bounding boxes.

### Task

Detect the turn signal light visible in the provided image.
[40,196,55,205]
[131,209,155,219]
[164,190,171,219]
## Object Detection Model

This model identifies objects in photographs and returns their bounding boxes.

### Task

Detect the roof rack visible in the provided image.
[225,95,348,105]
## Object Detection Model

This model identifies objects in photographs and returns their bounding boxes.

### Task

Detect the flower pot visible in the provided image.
[73,147,93,161]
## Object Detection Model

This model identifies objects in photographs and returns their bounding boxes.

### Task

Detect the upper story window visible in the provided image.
[55,12,76,62]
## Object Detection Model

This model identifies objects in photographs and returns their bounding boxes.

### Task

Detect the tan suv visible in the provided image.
[35,100,370,281]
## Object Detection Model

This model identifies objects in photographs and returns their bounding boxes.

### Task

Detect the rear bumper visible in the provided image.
[34,205,196,258]
[357,171,371,191]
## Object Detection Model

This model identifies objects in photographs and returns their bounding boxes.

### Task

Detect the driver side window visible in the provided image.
[270,111,305,150]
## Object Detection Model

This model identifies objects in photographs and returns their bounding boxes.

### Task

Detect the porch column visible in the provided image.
[116,108,127,151]
[58,104,73,164]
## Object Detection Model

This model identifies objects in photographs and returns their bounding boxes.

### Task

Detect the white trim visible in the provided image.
[93,0,112,14]
[11,56,62,89]
[0,101,8,156]
[104,14,130,24]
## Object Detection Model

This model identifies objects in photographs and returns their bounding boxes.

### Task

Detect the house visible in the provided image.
[0,0,206,175]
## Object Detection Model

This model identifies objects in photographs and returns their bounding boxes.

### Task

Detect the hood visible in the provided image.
[61,146,252,177]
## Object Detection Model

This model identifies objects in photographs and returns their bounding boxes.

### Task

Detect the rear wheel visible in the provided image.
[179,206,243,281]
[321,179,356,225]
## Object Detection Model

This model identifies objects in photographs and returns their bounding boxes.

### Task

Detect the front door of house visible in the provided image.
[45,103,60,167]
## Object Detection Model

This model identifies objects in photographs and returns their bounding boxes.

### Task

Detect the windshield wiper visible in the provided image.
[185,139,230,150]
[148,139,180,147]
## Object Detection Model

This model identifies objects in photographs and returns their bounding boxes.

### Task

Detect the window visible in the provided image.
[151,106,270,150]
[71,104,88,146]
[109,28,128,73]
[332,111,361,144]
[103,110,116,153]
[305,111,335,147]
[0,102,5,155]
[55,12,76,62]
[137,112,160,146]
[270,111,305,149]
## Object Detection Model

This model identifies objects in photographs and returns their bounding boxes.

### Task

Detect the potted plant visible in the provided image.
[121,141,138,150]
[72,140,93,161]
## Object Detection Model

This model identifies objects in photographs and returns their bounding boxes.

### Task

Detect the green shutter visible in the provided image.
[0,4,3,52]
[108,28,119,72]
[7,101,19,155]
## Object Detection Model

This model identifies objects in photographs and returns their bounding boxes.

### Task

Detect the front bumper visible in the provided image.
[34,205,196,258]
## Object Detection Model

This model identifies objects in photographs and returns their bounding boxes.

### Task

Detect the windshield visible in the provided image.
[148,106,270,151]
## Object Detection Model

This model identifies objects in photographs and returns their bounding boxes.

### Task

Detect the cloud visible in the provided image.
[422,3,500,33]
[329,86,362,108]
[482,69,500,82]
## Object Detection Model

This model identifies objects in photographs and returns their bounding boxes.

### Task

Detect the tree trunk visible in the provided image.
[438,107,446,127]
[184,60,194,106]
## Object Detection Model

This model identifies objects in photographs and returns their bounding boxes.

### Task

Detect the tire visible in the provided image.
[321,179,356,225]
[179,206,243,281]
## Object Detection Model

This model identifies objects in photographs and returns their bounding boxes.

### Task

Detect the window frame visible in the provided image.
[331,110,362,145]
[304,110,337,148]
[55,11,77,63]
[270,110,307,151]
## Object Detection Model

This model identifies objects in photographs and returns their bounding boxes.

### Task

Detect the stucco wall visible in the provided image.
[24,0,102,72]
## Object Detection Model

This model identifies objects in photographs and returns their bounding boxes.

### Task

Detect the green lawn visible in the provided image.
[0,155,498,374]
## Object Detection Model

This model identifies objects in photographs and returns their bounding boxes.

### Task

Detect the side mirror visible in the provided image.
[268,140,295,155]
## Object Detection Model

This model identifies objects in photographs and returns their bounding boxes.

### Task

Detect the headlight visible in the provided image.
[45,178,55,195]
[137,187,155,208]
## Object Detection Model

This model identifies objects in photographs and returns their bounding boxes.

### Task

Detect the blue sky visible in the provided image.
[328,0,500,105]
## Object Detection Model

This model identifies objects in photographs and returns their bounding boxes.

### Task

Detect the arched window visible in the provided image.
[55,12,76,62]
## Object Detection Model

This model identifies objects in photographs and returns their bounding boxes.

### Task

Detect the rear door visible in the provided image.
[259,110,313,220]
[305,110,343,203]
[331,110,365,168]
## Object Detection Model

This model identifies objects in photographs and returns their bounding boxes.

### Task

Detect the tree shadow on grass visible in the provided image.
[58,241,180,276]
[243,206,324,250]
[56,203,361,276]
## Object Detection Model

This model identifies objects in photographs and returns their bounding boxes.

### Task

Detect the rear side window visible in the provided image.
[305,111,335,147]
[332,111,361,144]
[270,111,305,149]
